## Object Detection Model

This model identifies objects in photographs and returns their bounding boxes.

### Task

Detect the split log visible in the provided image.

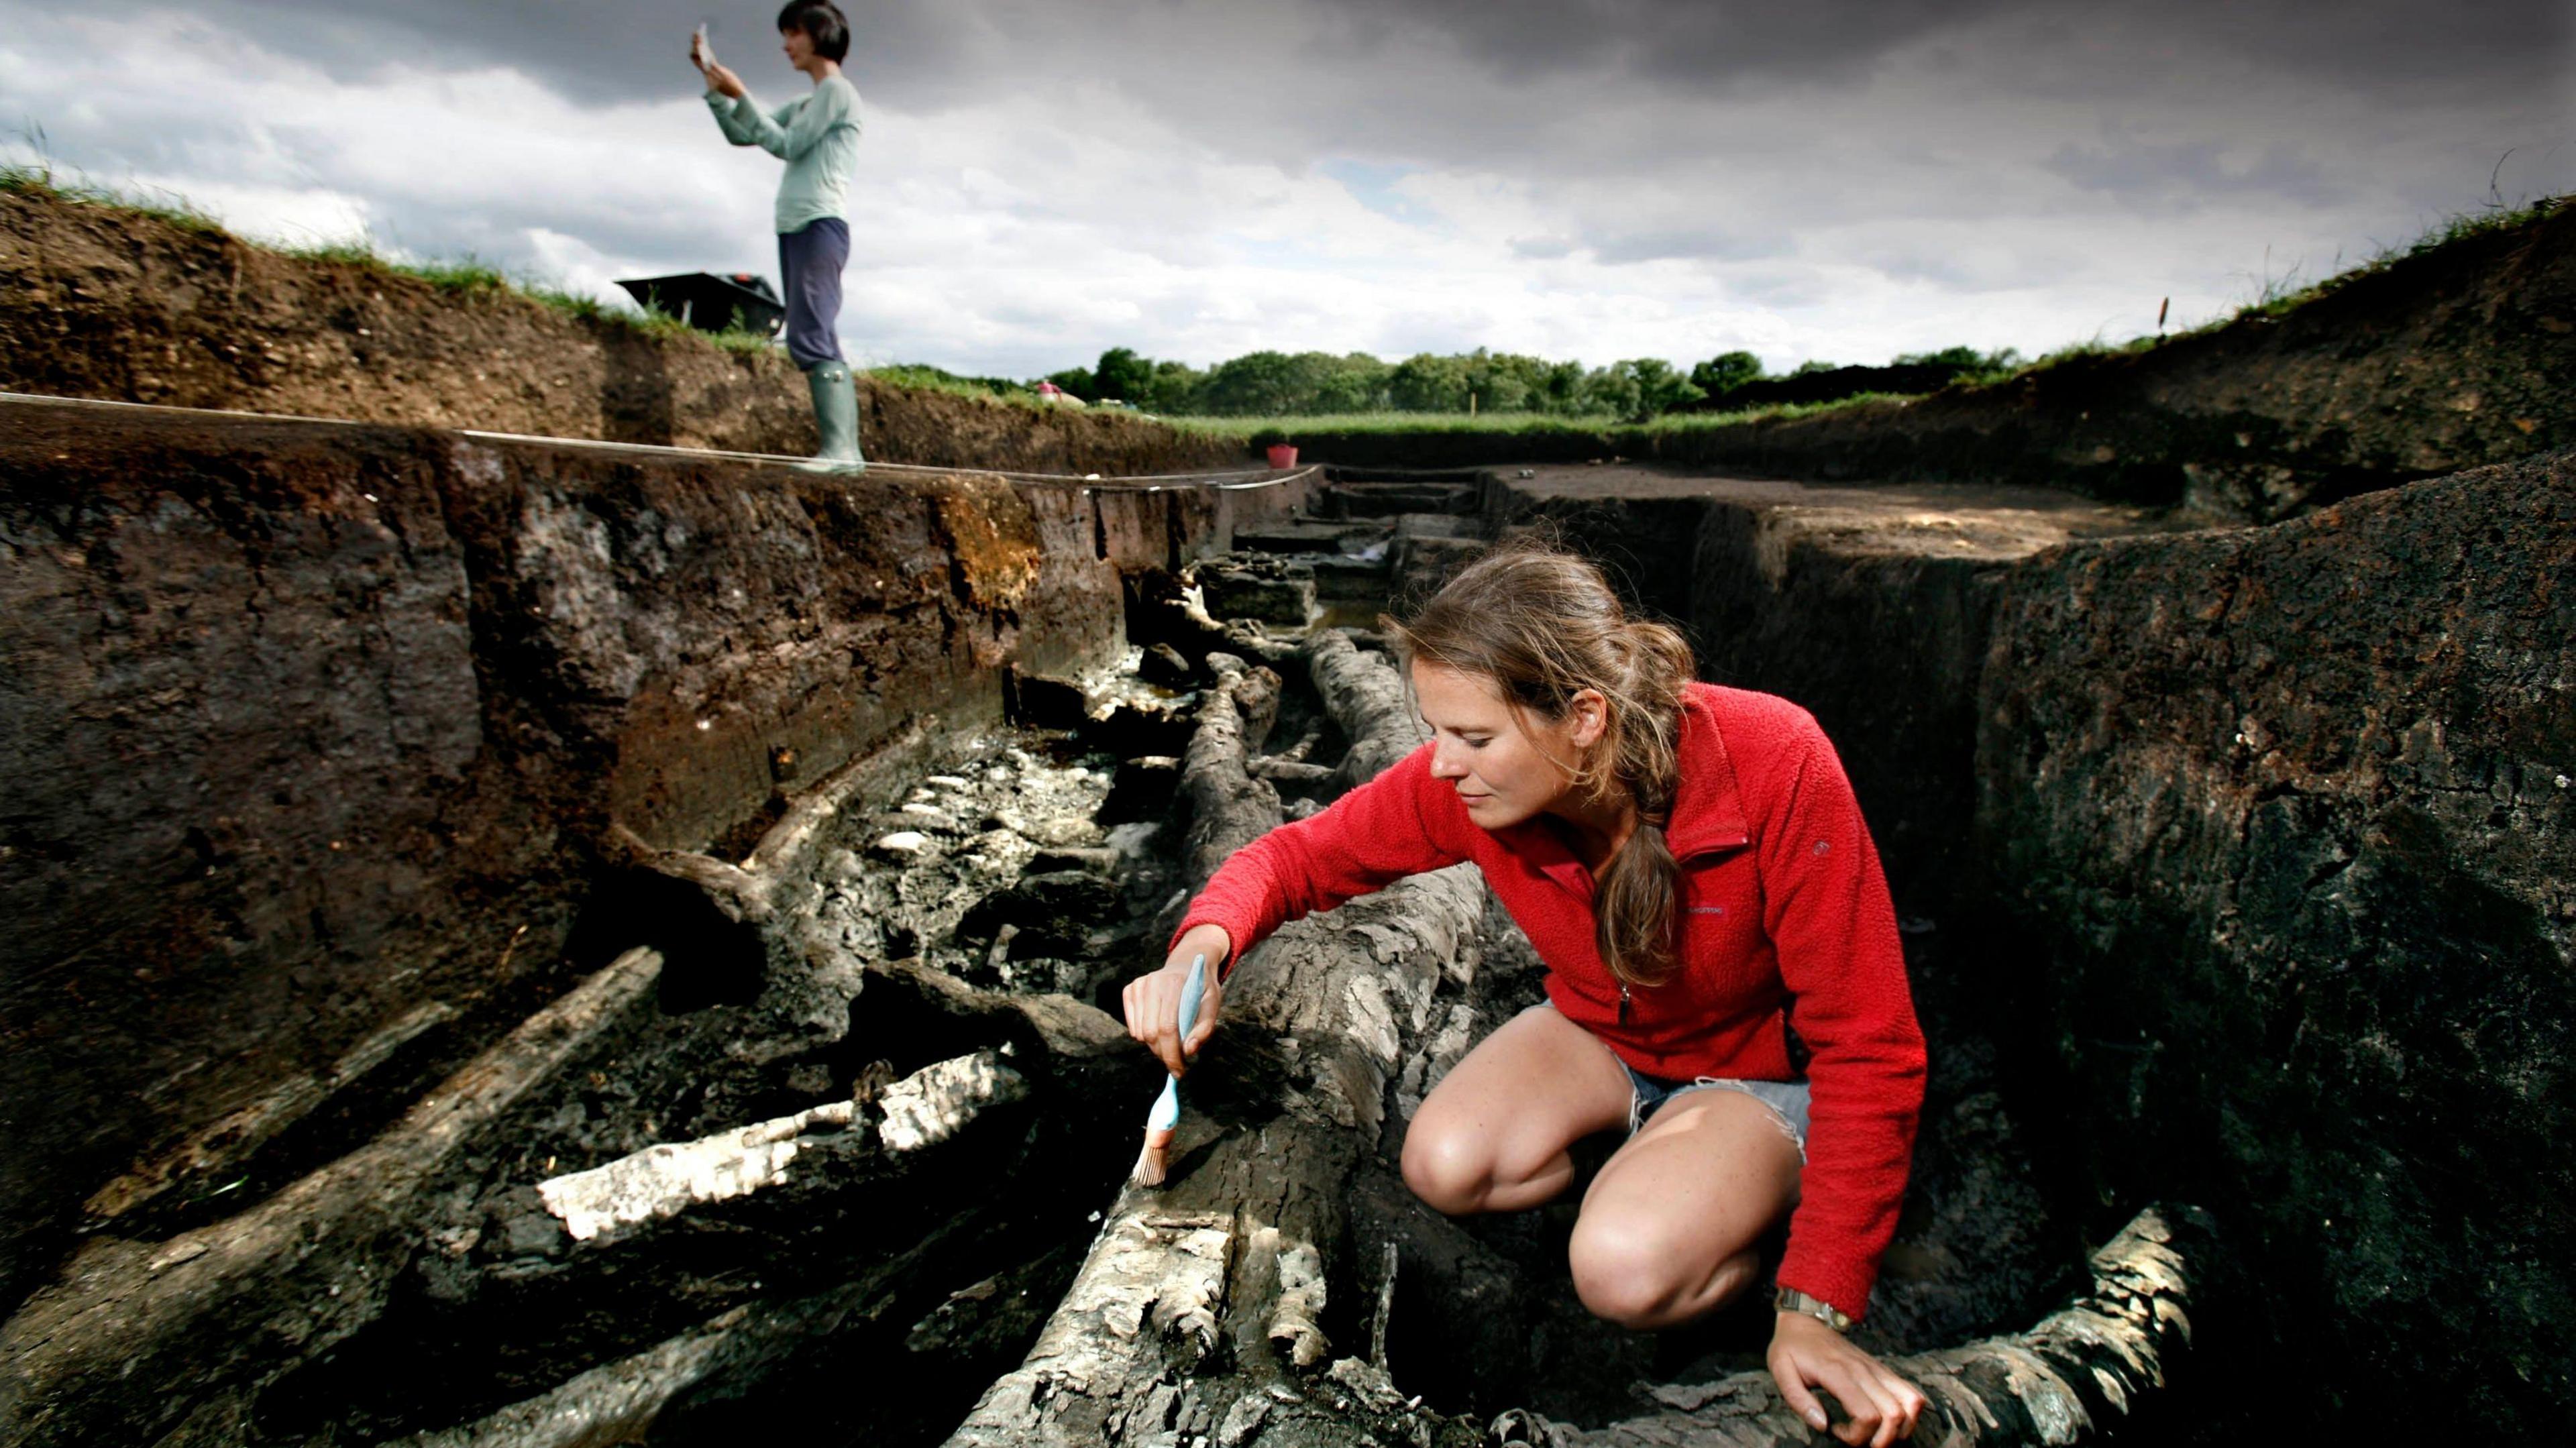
[386,1244,921,1447]
[943,855,1496,1448]
[605,718,933,926]
[1493,1205,2218,1448]
[1247,757,1339,786]
[1179,653,1285,885]
[0,948,666,1448]
[1181,581,1301,665]
[389,1180,1030,1448]
[1271,721,1326,763]
[362,960,1134,1448]
[80,998,457,1223]
[1304,629,1427,789]
[941,632,1496,1448]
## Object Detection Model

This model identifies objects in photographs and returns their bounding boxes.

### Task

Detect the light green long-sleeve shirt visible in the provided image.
[705,74,861,233]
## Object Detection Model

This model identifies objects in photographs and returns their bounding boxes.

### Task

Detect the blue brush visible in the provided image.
[1130,952,1207,1186]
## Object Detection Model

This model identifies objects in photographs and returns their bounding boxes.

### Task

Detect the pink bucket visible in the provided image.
[1266,443,1299,469]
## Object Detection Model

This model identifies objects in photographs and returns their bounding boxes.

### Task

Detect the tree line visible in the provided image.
[893,345,2023,421]
[1073,344,2026,419]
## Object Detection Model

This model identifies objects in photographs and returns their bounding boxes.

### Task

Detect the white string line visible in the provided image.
[0,392,1318,492]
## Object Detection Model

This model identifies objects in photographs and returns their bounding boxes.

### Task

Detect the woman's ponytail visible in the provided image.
[1591,619,1692,987]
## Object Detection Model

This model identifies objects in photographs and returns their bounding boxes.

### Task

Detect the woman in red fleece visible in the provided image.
[1124,546,1929,1446]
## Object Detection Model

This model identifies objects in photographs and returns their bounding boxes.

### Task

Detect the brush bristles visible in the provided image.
[1130,1127,1176,1186]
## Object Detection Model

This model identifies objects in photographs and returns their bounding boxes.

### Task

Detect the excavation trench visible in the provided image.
[5,410,2565,1445]
[0,487,2143,1447]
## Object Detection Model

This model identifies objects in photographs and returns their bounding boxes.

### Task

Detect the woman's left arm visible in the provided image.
[776,80,857,160]
[1757,714,1930,1441]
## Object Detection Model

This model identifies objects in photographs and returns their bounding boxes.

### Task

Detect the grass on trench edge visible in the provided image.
[1163,395,1915,443]
[1,162,782,357]
[8,158,2569,432]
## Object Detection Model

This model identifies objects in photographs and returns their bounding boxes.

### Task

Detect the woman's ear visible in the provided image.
[1565,688,1610,749]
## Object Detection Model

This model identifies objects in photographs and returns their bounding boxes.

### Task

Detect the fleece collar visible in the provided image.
[1663,682,1752,860]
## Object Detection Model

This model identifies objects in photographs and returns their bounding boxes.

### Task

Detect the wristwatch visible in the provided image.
[1774,1286,1853,1333]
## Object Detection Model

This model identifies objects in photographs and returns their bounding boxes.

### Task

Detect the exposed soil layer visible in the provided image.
[1978,450,2576,1431]
[0,189,1246,476]
[1277,201,2576,523]
[0,392,1312,1311]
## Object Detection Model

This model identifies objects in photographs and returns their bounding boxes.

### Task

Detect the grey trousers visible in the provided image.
[777,217,850,368]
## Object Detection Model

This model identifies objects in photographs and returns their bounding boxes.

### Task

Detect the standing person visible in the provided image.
[1124,546,1933,1448]
[692,3,865,472]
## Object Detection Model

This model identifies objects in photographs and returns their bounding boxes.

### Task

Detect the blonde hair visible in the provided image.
[1389,544,1695,988]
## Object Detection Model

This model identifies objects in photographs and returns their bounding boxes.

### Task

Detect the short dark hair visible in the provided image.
[776,2,850,62]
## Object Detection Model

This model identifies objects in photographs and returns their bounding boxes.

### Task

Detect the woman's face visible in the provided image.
[780,27,814,67]
[1411,661,1601,831]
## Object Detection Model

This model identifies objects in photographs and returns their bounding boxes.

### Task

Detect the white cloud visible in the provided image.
[2,2,2567,382]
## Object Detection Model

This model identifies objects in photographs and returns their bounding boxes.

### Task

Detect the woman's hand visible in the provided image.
[1767,1312,1928,1447]
[700,59,747,99]
[1121,924,1231,1076]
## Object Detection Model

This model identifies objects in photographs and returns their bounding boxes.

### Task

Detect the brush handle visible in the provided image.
[1177,952,1208,1055]
[1144,953,1209,1135]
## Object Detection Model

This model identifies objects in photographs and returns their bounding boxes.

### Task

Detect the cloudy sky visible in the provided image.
[4,1,2569,380]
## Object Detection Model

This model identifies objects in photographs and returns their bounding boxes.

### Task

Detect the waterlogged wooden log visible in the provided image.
[936,978,1499,1448]
[1182,581,1302,666]
[1494,1205,2216,1448]
[606,718,934,924]
[940,636,1495,1448]
[1247,757,1339,786]
[1304,629,1426,789]
[390,1206,1002,1448]
[81,999,458,1223]
[0,948,666,1448]
[1179,653,1285,885]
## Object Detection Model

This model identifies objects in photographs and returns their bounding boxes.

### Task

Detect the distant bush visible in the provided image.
[1690,350,1763,399]
[869,364,1036,402]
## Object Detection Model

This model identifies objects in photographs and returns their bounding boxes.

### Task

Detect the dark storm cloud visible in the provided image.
[1333,0,2574,93]
[1307,0,2021,87]
[191,1,983,111]
[184,0,2575,184]
[2045,134,2343,212]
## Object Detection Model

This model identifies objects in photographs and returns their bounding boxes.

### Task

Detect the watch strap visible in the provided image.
[1774,1285,1853,1333]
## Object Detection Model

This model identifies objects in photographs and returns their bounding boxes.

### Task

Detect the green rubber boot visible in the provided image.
[798,361,866,474]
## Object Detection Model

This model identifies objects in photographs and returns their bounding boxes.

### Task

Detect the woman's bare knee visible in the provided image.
[1568,1216,1686,1326]
[1401,1120,1495,1214]
[1570,1217,1763,1329]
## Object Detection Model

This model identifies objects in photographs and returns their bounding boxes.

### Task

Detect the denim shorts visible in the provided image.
[1623,1063,1810,1160]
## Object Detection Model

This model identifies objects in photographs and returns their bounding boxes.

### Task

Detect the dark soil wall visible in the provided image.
[1977,449,2576,1433]
[0,394,1296,1311]
[0,189,1246,476]
[1289,203,2576,523]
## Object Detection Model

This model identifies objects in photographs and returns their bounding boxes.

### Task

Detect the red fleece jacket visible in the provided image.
[1175,681,1925,1319]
